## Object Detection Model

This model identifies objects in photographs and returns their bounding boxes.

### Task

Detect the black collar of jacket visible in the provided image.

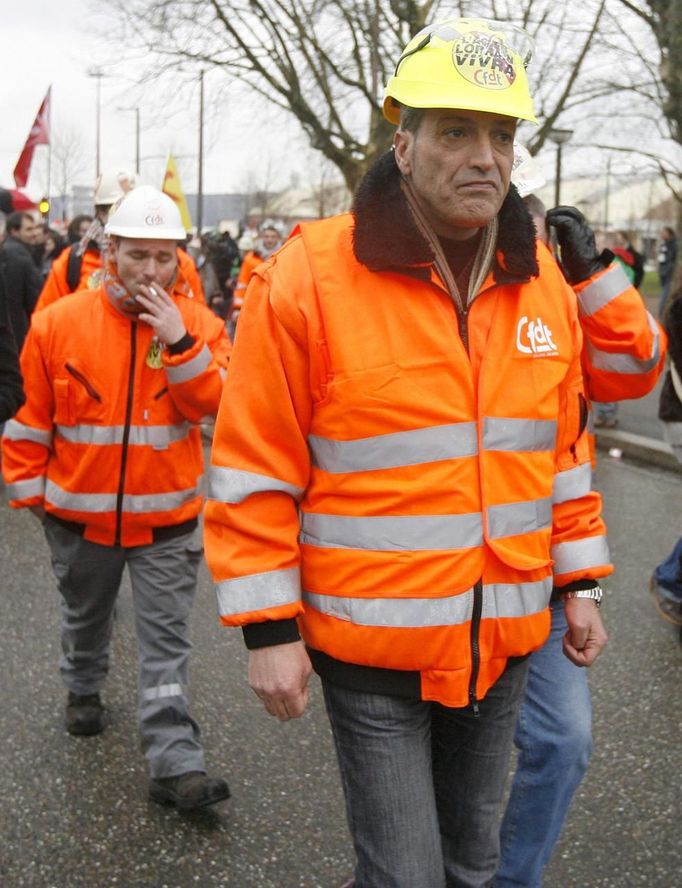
[352,150,539,285]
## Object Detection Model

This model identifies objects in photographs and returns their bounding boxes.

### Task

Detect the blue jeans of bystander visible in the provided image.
[494,601,592,888]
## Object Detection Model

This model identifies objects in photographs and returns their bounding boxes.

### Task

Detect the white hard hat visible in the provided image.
[105,186,186,240]
[237,234,255,251]
[94,169,136,206]
[511,144,546,198]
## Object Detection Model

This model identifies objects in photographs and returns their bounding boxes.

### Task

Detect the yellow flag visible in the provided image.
[162,153,192,231]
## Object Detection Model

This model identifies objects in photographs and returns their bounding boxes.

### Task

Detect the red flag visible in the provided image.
[13,86,51,188]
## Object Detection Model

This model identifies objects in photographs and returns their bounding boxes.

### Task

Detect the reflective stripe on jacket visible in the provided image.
[576,261,666,402]
[2,287,230,547]
[204,209,612,708]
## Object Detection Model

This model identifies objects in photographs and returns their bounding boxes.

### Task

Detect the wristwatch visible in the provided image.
[560,586,603,608]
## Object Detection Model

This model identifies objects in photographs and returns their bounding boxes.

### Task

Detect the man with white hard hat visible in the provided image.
[2,186,231,811]
[36,170,205,311]
[205,17,611,885]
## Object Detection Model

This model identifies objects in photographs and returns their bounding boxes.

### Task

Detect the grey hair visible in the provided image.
[398,105,426,133]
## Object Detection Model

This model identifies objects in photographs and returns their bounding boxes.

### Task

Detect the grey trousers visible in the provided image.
[44,518,206,778]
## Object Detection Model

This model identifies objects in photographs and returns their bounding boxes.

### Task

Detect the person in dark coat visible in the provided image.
[0,261,25,424]
[0,212,42,349]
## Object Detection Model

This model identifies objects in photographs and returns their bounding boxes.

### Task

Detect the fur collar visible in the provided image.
[352,150,538,282]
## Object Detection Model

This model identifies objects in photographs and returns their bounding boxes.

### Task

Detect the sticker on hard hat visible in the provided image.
[145,213,165,226]
[452,32,516,90]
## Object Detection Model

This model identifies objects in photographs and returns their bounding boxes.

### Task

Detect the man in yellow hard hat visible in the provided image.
[205,18,610,885]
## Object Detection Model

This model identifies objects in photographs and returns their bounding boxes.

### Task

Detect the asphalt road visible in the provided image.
[1,454,680,888]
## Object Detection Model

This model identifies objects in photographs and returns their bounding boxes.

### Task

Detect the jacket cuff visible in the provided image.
[167,332,196,355]
[551,578,599,600]
[242,618,301,650]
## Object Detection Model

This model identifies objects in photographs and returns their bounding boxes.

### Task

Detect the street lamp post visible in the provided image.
[548,128,574,207]
[87,67,106,179]
[134,107,140,175]
[117,106,141,175]
[197,70,204,235]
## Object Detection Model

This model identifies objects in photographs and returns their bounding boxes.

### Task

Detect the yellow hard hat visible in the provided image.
[384,18,537,125]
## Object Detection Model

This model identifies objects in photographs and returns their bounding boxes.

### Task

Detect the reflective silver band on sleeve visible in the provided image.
[487,497,552,539]
[587,313,661,375]
[6,475,46,500]
[44,479,199,514]
[216,567,301,617]
[483,417,557,452]
[208,465,304,504]
[302,577,551,628]
[166,344,212,384]
[481,578,553,619]
[577,263,630,317]
[142,683,185,701]
[2,419,53,446]
[551,535,611,575]
[56,422,191,447]
[308,423,478,473]
[552,463,592,504]
[299,511,483,551]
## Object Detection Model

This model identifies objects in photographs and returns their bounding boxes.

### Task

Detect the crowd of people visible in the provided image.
[0,15,680,888]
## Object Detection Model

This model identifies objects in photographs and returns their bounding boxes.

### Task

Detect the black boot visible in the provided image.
[65,692,105,736]
[149,771,230,810]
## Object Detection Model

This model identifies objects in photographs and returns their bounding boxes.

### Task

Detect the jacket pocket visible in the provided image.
[557,383,590,470]
[54,364,106,426]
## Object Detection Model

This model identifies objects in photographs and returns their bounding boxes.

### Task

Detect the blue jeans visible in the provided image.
[322,657,529,888]
[495,602,592,887]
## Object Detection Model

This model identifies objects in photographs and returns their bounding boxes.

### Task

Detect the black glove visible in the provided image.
[546,206,613,284]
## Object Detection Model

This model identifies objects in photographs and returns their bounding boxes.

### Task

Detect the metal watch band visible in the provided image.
[560,587,603,608]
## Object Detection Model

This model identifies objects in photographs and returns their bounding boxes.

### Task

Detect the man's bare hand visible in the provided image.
[248,641,312,721]
[563,597,608,667]
[135,283,187,345]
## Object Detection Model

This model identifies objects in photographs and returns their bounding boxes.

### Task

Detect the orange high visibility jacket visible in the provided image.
[232,250,263,313]
[2,286,230,547]
[36,245,206,312]
[204,201,612,708]
[574,262,666,404]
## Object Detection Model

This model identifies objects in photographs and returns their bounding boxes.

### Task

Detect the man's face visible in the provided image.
[394,109,516,241]
[108,237,178,316]
[14,215,38,245]
[260,228,281,250]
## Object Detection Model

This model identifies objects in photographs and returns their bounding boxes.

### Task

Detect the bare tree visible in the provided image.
[612,0,682,288]
[103,0,639,192]
[51,126,89,220]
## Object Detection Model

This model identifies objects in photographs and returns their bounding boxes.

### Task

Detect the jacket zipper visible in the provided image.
[65,363,102,401]
[153,386,168,400]
[115,323,137,546]
[469,578,483,717]
[458,305,469,352]
[447,284,479,710]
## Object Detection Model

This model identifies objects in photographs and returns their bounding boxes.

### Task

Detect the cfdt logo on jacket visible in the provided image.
[516,315,559,357]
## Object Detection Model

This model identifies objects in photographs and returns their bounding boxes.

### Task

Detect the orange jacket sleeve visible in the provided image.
[163,300,231,422]
[35,249,71,311]
[204,258,316,627]
[576,263,667,402]
[551,301,612,586]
